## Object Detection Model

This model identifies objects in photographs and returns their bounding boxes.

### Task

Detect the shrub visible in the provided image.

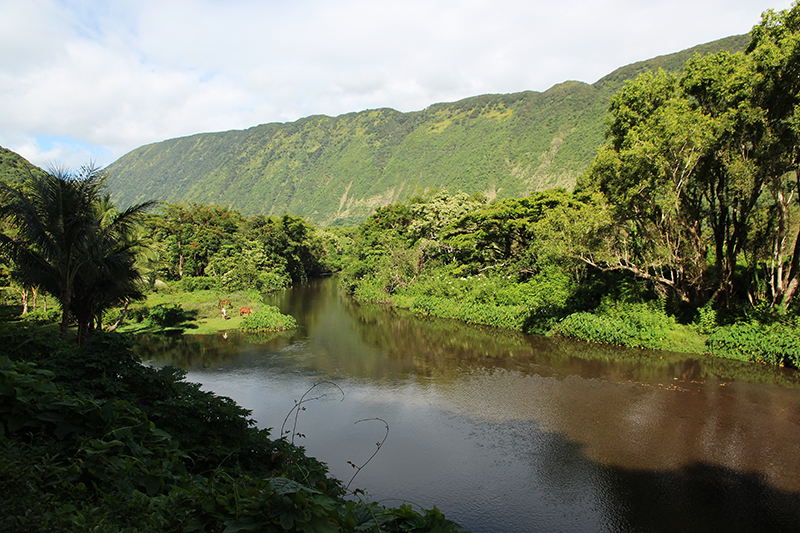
[598,300,674,332]
[551,312,634,346]
[708,322,800,367]
[20,306,61,324]
[353,275,391,303]
[552,301,678,350]
[256,269,292,292]
[239,306,298,333]
[219,265,291,294]
[0,329,337,485]
[498,266,574,309]
[411,295,530,331]
[695,299,718,334]
[174,276,217,292]
[147,304,193,328]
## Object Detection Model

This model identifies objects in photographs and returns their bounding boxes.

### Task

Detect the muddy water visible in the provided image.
[136,277,800,532]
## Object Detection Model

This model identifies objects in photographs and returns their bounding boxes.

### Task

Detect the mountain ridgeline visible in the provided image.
[0,147,46,184]
[106,35,749,226]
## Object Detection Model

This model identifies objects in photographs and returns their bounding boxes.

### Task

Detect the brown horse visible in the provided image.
[239,307,253,317]
[218,299,231,309]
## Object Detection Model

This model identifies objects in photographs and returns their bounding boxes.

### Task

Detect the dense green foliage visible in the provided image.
[104,37,748,226]
[708,321,800,366]
[578,5,800,312]
[341,190,709,353]
[0,165,155,344]
[142,204,332,290]
[0,324,467,532]
[0,146,46,184]
[339,1,800,362]
[239,305,298,333]
[0,183,341,337]
[551,299,699,351]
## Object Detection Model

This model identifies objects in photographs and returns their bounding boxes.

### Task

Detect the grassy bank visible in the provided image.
[347,268,799,369]
[116,288,298,337]
[350,269,709,355]
[116,288,266,335]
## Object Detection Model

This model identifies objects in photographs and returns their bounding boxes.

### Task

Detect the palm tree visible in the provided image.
[70,196,152,344]
[0,164,156,344]
[77,194,161,343]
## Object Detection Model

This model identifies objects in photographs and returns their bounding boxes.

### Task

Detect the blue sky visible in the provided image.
[0,0,794,169]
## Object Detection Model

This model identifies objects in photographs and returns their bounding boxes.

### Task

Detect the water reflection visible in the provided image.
[134,277,800,532]
[134,329,294,369]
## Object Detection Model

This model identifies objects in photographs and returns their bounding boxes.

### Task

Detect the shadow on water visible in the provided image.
[606,462,800,532]
[133,276,800,533]
[463,412,800,533]
[538,436,800,532]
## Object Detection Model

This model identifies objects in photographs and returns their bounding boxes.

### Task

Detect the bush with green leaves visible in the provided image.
[147,303,195,328]
[708,322,800,367]
[352,274,392,303]
[20,306,61,324]
[551,300,687,350]
[695,299,718,334]
[6,331,313,479]
[239,305,298,333]
[550,312,634,346]
[381,266,575,334]
[0,354,190,531]
[411,295,530,331]
[170,275,217,291]
[253,269,292,293]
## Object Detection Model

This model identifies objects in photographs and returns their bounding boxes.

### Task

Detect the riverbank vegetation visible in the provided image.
[0,171,468,531]
[0,323,465,532]
[3,6,800,364]
[341,5,800,368]
[340,190,710,355]
[2,4,800,530]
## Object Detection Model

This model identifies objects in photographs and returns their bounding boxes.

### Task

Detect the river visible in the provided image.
[134,276,800,533]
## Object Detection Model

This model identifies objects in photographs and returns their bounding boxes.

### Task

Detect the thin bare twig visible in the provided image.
[280,381,345,445]
[346,417,389,490]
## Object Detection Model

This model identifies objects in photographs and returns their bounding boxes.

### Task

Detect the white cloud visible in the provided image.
[0,0,793,169]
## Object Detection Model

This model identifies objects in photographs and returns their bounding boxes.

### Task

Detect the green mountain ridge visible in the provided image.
[0,146,46,184]
[99,35,750,225]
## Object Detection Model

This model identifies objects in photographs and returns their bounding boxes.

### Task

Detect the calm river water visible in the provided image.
[135,277,800,533]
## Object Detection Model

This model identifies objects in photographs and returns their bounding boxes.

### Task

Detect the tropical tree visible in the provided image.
[579,1,800,312]
[747,3,800,310]
[0,164,155,343]
[675,51,766,306]
[581,70,715,303]
[152,203,244,280]
[70,194,157,344]
[447,189,586,274]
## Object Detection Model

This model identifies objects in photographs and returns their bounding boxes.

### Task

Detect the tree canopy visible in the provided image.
[0,165,155,344]
[577,3,800,310]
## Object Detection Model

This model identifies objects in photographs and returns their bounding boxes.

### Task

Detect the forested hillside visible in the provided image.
[104,35,749,226]
[0,146,46,184]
